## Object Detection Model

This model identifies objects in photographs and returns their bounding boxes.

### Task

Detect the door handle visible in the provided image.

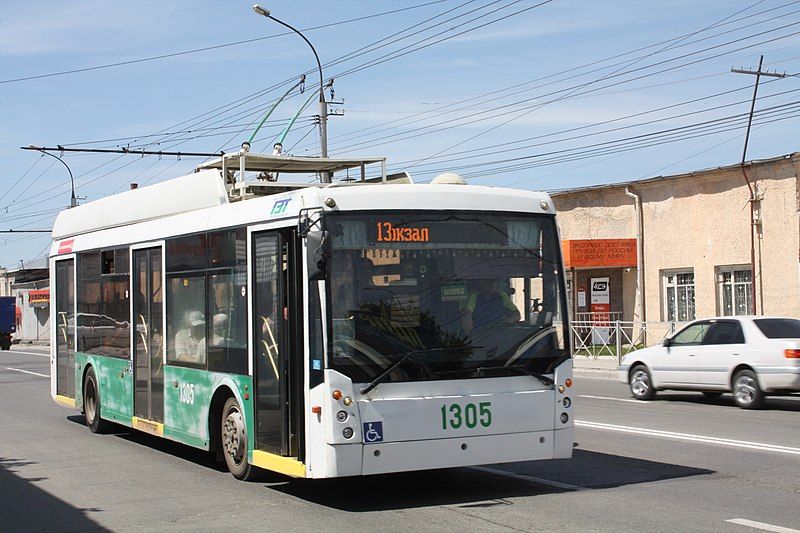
[688,354,695,357]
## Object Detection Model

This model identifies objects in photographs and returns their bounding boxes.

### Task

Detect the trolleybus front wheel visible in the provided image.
[221,397,259,480]
[83,367,111,434]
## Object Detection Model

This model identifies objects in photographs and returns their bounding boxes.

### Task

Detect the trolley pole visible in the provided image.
[731,56,787,315]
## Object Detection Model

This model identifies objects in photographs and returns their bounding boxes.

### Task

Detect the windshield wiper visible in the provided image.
[504,363,554,387]
[359,348,452,395]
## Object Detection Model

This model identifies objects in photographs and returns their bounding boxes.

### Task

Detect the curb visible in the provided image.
[573,367,617,379]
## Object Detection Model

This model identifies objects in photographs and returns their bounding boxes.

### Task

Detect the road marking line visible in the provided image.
[5,350,50,358]
[576,420,800,456]
[4,367,49,378]
[471,466,588,492]
[578,394,644,404]
[726,518,800,533]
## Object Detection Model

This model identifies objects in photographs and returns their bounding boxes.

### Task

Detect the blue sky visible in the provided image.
[1,0,799,268]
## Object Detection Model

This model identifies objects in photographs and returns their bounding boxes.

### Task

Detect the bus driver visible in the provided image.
[459,278,520,334]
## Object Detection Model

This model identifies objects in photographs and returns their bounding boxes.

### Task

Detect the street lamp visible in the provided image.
[252,4,331,181]
[27,145,77,208]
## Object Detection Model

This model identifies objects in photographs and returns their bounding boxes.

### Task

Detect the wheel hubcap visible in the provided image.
[734,376,756,405]
[631,370,649,396]
[223,407,246,465]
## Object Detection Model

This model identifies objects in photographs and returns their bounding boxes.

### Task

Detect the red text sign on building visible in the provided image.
[561,239,637,268]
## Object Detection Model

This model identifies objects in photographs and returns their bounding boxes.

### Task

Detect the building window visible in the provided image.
[663,271,694,322]
[718,267,752,316]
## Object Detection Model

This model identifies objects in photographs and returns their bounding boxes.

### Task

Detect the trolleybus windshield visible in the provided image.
[327,211,568,385]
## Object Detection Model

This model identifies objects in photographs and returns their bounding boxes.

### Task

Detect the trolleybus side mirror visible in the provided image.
[306,229,329,281]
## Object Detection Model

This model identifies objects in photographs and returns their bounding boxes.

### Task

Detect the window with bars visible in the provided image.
[663,271,695,322]
[718,267,752,316]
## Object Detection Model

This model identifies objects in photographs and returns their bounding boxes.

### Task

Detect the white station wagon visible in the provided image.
[618,317,800,409]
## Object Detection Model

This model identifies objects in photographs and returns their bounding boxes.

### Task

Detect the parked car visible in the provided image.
[618,317,800,409]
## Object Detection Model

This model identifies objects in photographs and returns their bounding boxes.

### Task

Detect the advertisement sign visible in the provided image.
[590,277,610,343]
[561,239,637,268]
[28,289,50,308]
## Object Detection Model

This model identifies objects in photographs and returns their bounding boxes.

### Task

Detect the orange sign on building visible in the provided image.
[28,289,50,308]
[561,239,637,269]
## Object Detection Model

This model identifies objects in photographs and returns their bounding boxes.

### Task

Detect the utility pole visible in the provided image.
[731,55,787,315]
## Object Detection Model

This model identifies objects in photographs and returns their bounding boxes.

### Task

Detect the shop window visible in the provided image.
[717,267,752,316]
[663,270,694,322]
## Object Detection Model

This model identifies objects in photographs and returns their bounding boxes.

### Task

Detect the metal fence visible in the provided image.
[570,320,683,363]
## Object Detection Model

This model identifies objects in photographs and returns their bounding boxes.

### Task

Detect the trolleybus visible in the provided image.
[50,152,573,480]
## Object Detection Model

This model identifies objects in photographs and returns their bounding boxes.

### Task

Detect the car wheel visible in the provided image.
[84,367,111,433]
[732,369,764,409]
[702,392,723,398]
[629,365,655,400]
[221,397,259,481]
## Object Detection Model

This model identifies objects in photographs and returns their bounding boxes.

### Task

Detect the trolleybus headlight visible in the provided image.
[560,413,569,424]
[337,410,348,422]
[343,396,353,406]
[558,385,565,393]
[342,427,354,439]
[562,397,571,408]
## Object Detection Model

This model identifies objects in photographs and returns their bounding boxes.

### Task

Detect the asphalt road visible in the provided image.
[1,348,799,532]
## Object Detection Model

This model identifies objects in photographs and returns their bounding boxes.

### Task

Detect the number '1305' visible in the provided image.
[441,402,492,429]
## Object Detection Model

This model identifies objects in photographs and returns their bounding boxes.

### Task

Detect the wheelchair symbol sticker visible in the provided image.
[363,421,383,443]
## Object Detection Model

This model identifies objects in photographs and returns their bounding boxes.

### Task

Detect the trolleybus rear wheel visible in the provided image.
[221,397,258,480]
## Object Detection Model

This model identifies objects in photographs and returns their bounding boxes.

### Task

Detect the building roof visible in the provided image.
[548,152,799,198]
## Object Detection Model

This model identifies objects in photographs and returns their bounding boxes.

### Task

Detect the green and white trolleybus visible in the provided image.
[50,152,574,480]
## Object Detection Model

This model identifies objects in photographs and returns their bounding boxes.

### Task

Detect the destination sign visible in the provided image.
[375,221,430,242]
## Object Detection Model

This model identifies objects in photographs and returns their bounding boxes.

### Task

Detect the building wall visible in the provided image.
[553,154,800,322]
[12,282,50,343]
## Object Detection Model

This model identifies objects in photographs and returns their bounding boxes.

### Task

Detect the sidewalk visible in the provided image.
[572,356,619,379]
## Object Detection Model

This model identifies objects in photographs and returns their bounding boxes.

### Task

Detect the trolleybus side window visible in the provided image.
[207,228,247,375]
[165,230,248,374]
[76,248,130,358]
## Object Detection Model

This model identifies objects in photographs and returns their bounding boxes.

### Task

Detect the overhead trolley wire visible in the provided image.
[410,102,800,178]
[306,0,800,150]
[395,81,796,170]
[400,0,775,170]
[337,21,800,154]
[0,0,453,85]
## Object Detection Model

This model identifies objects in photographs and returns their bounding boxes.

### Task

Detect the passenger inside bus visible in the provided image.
[174,310,205,363]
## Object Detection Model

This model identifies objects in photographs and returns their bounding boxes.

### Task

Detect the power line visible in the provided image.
[300,0,800,150]
[334,22,800,154]
[0,0,452,85]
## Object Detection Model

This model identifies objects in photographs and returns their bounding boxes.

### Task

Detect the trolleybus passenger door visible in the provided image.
[252,231,303,458]
[132,246,164,423]
[54,258,76,399]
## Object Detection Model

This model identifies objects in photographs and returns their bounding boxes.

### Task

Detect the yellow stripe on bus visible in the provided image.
[131,417,164,436]
[54,395,76,408]
[251,450,306,478]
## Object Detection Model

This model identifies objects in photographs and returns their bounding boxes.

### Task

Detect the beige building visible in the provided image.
[552,153,800,327]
